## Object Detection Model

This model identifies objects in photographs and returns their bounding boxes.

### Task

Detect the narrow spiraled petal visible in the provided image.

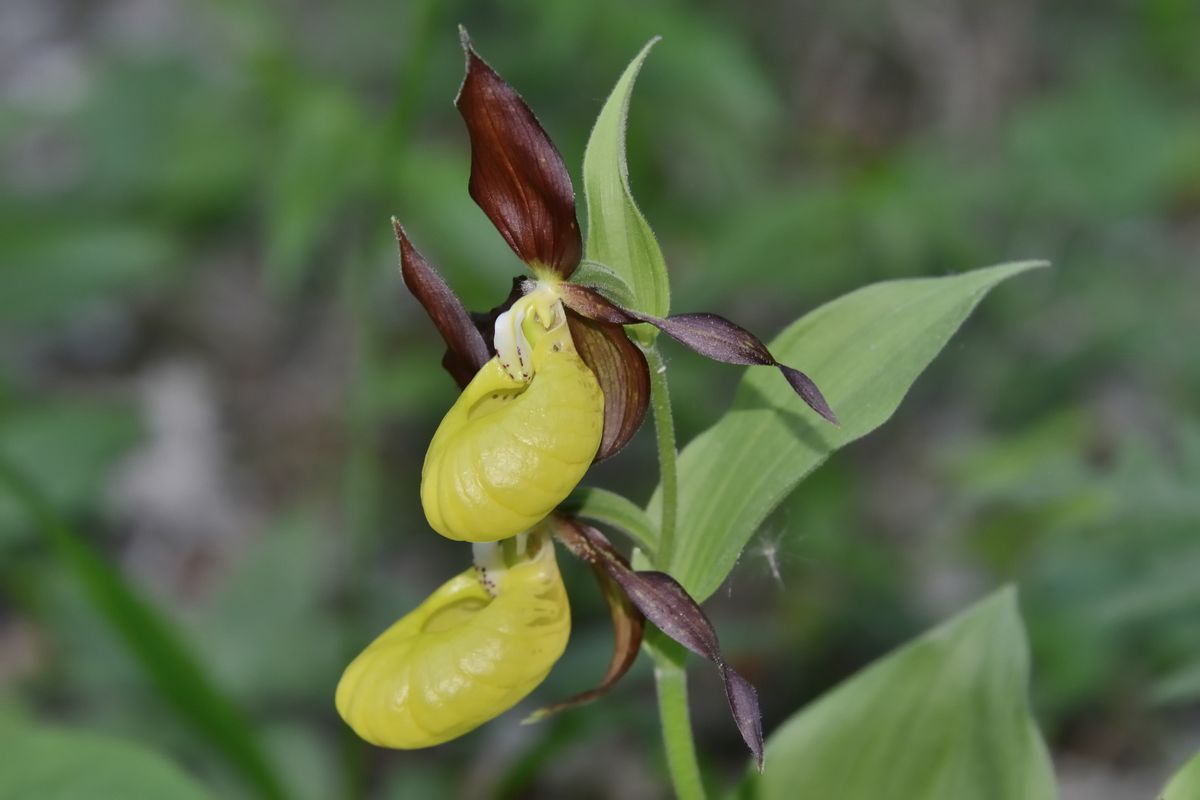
[395,220,491,388]
[421,298,603,542]
[456,28,582,278]
[566,311,650,460]
[526,533,646,721]
[335,535,570,749]
[559,282,838,425]
[551,515,765,770]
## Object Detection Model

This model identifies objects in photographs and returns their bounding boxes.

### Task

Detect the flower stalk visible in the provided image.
[644,346,708,799]
[653,635,707,800]
[644,344,678,567]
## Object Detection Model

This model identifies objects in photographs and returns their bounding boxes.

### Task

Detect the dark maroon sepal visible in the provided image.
[455,28,582,278]
[526,543,645,722]
[559,283,838,425]
[551,515,765,771]
[394,220,491,388]
[566,312,650,460]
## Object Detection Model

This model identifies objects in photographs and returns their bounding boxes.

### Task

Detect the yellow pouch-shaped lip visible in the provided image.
[421,311,603,542]
[335,536,570,749]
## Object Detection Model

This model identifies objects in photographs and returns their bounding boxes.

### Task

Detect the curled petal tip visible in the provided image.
[394,222,491,387]
[391,218,411,247]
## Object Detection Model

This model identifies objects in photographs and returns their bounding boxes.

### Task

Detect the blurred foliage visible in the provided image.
[1,0,1198,796]
[0,719,210,800]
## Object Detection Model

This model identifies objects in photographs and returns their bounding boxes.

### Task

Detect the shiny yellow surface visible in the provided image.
[335,539,570,748]
[420,304,604,542]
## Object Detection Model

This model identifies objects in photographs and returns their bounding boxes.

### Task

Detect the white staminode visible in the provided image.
[472,540,506,596]
[472,533,531,596]
[493,284,562,382]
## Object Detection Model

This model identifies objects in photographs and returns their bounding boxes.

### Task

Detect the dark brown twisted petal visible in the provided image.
[456,28,582,278]
[559,283,838,425]
[566,311,649,460]
[394,220,491,388]
[525,544,645,722]
[550,515,765,771]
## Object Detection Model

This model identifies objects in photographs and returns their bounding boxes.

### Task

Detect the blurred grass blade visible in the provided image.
[652,261,1048,600]
[0,457,287,800]
[583,37,670,323]
[0,723,211,800]
[1161,751,1200,800]
[738,588,1055,799]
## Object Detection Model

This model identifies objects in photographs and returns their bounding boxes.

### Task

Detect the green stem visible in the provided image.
[643,345,678,567]
[643,344,706,799]
[651,635,706,800]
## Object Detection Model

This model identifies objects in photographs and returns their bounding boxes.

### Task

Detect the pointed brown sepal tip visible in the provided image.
[393,219,491,388]
[779,365,838,426]
[454,29,582,278]
[721,664,765,772]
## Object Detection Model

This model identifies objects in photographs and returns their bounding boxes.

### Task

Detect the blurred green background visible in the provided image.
[2,0,1198,797]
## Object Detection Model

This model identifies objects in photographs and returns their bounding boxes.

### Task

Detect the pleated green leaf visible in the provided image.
[652,261,1047,600]
[738,588,1056,800]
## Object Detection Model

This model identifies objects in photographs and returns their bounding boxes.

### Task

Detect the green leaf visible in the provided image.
[0,724,210,800]
[571,260,637,310]
[1161,750,1200,800]
[653,261,1047,600]
[0,459,286,800]
[563,486,659,555]
[738,588,1056,800]
[583,38,670,323]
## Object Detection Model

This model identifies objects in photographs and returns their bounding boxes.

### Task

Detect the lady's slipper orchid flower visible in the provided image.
[339,29,839,770]
[336,531,569,748]
[421,286,604,542]
[405,33,836,535]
